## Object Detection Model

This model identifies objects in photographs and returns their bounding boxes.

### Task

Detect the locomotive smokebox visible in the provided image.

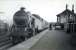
[13,7,28,26]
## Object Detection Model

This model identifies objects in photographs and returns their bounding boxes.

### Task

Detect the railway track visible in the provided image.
[0,34,29,50]
[0,34,13,50]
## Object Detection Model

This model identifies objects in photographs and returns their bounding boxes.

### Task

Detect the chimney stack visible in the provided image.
[66,4,68,10]
[72,4,74,13]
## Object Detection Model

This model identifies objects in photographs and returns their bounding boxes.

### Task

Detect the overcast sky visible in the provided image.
[0,0,76,24]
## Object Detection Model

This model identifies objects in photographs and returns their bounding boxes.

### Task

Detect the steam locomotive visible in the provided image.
[10,7,35,44]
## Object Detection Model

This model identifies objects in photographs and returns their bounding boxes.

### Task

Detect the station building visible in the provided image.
[56,4,76,33]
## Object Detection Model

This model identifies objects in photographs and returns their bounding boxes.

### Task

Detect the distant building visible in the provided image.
[56,4,76,32]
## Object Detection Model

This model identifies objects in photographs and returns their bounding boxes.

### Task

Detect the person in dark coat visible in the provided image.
[49,24,52,30]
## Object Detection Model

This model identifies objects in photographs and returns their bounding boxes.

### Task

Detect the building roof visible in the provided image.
[57,9,76,17]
